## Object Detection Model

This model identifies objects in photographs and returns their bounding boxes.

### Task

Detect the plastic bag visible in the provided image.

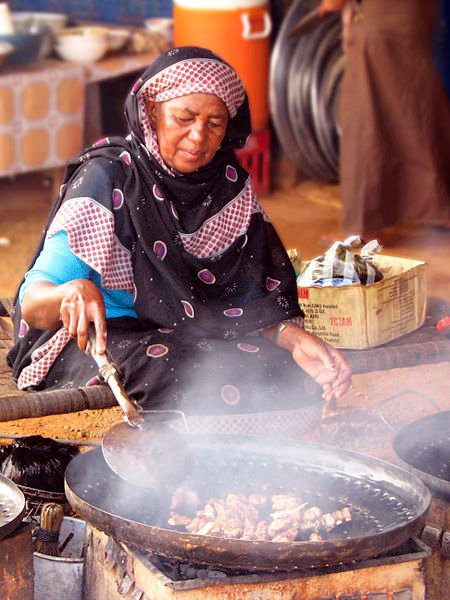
[0,435,79,493]
[297,235,384,287]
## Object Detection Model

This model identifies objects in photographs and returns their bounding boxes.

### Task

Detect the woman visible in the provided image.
[8,47,351,438]
[320,0,450,237]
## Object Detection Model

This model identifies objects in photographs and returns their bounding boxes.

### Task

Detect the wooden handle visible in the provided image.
[86,325,144,427]
[36,502,64,556]
[40,502,64,533]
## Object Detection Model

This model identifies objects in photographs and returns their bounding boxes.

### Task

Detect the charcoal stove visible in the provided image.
[83,525,431,600]
[0,523,34,600]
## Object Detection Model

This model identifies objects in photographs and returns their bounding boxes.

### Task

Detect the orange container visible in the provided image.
[173,0,272,132]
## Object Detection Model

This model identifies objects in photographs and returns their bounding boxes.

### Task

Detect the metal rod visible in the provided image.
[0,433,101,447]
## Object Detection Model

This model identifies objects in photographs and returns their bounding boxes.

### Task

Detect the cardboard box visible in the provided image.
[294,254,427,349]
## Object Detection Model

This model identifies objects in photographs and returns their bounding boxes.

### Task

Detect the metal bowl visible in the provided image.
[0,473,26,542]
[12,11,68,58]
[0,41,14,67]
[0,20,50,67]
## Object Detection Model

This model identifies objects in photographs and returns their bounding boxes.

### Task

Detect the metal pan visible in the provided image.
[101,410,194,489]
[86,329,192,488]
[65,435,431,571]
[0,473,26,541]
[378,392,450,501]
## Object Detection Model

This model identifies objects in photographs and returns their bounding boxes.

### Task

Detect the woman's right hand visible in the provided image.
[21,279,107,354]
[58,279,107,353]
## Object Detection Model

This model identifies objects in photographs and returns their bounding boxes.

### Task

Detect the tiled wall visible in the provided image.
[9,0,173,26]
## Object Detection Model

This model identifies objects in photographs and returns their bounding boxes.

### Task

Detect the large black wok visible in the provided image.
[65,434,431,571]
[391,410,450,502]
[378,393,450,502]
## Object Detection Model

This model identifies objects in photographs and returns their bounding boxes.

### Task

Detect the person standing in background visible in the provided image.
[319,0,450,239]
[434,0,450,98]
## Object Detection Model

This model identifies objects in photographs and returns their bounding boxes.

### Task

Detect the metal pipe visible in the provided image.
[0,433,101,447]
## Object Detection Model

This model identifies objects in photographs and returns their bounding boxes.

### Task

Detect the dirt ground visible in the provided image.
[0,170,448,464]
[0,363,447,467]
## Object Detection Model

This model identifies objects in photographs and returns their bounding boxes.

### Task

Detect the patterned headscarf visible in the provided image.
[137,51,246,117]
[125,46,252,162]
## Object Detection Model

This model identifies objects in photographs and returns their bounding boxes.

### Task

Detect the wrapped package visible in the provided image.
[0,435,79,493]
[297,236,384,287]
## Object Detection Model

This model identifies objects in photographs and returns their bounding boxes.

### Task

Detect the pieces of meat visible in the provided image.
[170,487,201,514]
[168,487,352,543]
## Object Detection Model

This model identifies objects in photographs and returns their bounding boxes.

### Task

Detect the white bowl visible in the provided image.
[55,27,108,63]
[55,40,107,64]
[107,28,130,53]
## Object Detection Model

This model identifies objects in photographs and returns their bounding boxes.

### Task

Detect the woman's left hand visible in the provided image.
[291,331,352,401]
[266,322,352,401]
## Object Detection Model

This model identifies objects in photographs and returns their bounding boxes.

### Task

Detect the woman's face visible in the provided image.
[148,93,229,173]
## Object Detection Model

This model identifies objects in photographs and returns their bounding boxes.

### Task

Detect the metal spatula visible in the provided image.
[101,411,193,489]
[86,329,193,488]
[85,328,144,428]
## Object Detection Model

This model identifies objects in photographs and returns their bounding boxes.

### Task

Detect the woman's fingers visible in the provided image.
[330,353,352,398]
[76,310,89,351]
[73,315,106,354]
[59,281,107,353]
[322,360,350,400]
[93,317,107,354]
[292,333,352,401]
[321,381,334,401]
[76,305,107,353]
[60,298,79,337]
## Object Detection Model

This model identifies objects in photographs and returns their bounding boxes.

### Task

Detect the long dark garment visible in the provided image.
[339,0,450,236]
[7,47,322,438]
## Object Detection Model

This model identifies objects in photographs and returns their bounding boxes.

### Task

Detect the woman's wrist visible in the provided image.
[279,322,308,352]
[273,321,289,345]
[263,318,305,351]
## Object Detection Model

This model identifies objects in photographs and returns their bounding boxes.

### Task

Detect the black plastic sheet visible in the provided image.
[0,435,79,493]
